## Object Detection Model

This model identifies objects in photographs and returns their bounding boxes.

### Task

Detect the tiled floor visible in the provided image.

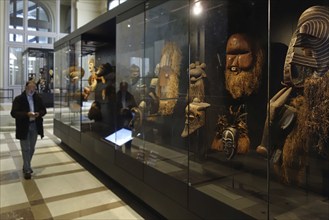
[0,128,162,220]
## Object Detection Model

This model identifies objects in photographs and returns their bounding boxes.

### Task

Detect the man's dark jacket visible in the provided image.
[11,91,47,140]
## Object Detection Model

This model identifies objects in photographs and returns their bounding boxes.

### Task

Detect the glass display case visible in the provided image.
[54,0,329,219]
[22,48,54,107]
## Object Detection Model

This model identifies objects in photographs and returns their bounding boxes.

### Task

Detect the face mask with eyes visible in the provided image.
[225,33,264,99]
[222,127,238,160]
[283,6,329,87]
[226,33,254,74]
[181,99,210,138]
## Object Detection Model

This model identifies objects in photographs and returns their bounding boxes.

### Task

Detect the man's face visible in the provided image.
[120,83,128,93]
[26,83,36,96]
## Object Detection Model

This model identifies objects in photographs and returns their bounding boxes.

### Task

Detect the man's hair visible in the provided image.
[120,81,128,87]
[26,80,36,87]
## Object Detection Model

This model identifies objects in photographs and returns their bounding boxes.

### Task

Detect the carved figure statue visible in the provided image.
[257,6,329,184]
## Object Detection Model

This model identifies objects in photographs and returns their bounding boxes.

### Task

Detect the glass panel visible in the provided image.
[54,45,68,121]
[66,41,83,131]
[57,44,72,125]
[142,0,189,179]
[52,0,329,219]
[9,33,23,42]
[9,0,23,30]
[9,47,24,86]
[23,48,54,108]
[27,35,53,44]
[79,19,116,134]
[268,1,329,219]
[116,11,144,156]
[28,49,53,91]
[60,0,71,33]
[27,0,51,32]
[188,0,270,218]
[80,53,94,132]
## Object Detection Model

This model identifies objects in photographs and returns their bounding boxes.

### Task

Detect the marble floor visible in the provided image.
[0,128,163,220]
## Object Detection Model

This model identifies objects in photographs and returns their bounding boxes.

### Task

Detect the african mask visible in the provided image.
[225,33,264,99]
[88,58,97,91]
[181,98,210,138]
[222,127,238,160]
[283,6,329,87]
[211,105,250,159]
[188,61,207,102]
[157,42,182,115]
[88,58,96,73]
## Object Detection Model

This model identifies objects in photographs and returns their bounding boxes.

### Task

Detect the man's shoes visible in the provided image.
[23,168,33,173]
[24,172,31,180]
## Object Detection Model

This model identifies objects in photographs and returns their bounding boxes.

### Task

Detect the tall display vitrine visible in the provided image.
[53,0,329,219]
[23,48,54,107]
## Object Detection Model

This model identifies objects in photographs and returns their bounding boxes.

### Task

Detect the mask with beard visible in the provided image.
[225,33,264,99]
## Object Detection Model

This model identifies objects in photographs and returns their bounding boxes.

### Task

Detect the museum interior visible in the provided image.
[1,0,329,219]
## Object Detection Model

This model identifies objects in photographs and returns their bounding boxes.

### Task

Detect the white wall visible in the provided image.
[0,0,5,89]
[76,0,108,28]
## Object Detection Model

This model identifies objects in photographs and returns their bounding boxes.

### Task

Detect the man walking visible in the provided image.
[11,81,47,179]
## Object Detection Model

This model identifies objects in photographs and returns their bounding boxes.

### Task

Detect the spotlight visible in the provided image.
[193,1,203,16]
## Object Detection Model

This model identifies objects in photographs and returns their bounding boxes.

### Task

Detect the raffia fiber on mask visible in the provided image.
[157,42,182,115]
[158,72,179,115]
[302,73,329,159]
[281,73,329,184]
[211,106,249,154]
[225,47,264,99]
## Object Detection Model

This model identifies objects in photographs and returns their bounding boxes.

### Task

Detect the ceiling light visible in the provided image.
[193,1,203,16]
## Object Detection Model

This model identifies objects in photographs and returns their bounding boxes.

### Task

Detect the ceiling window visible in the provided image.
[108,0,127,10]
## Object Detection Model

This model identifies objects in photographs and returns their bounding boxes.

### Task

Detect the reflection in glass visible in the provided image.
[27,0,52,32]
[9,33,23,42]
[9,47,23,86]
[27,35,53,44]
[9,0,23,29]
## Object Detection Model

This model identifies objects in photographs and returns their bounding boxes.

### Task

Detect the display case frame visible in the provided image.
[54,0,329,219]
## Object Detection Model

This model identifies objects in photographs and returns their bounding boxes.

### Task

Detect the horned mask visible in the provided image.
[181,98,210,138]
